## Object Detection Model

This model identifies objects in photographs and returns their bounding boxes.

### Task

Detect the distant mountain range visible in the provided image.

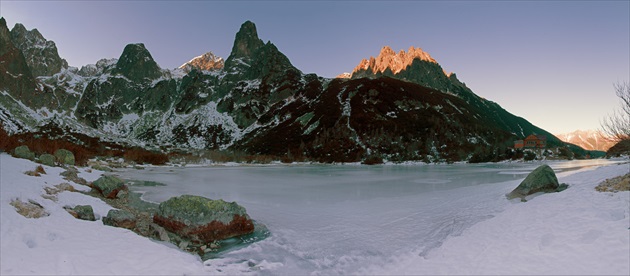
[0,17,596,162]
[555,130,614,152]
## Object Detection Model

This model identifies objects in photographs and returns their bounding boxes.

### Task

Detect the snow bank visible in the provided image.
[0,154,205,275]
[1,152,628,275]
[362,163,630,275]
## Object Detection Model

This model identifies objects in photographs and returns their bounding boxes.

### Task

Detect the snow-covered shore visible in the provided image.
[1,153,628,275]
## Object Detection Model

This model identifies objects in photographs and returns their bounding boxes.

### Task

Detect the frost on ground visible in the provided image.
[0,152,628,275]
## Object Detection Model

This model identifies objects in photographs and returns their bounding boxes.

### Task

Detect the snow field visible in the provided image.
[1,153,628,275]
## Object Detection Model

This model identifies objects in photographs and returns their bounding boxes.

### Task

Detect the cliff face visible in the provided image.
[9,23,68,77]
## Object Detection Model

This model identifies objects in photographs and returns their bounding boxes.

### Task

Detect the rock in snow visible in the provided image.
[153,195,255,243]
[91,175,126,199]
[507,164,568,200]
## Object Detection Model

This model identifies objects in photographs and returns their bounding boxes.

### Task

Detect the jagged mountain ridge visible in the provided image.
[9,23,68,77]
[556,130,615,151]
[0,18,587,162]
[348,45,567,148]
[179,52,224,73]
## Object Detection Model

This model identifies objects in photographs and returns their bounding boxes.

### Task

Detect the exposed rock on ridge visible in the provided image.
[9,23,68,77]
[179,52,224,73]
[352,46,439,76]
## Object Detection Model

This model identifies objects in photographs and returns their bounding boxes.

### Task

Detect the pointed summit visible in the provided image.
[113,43,162,81]
[230,21,264,60]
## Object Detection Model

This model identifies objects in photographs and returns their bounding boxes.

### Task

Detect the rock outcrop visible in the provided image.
[507,164,568,200]
[9,22,68,77]
[179,52,224,73]
[153,195,255,243]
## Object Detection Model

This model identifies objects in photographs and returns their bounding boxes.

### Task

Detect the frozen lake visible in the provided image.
[117,159,621,274]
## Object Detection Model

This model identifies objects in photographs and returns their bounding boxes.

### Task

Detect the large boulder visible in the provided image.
[54,149,75,165]
[153,195,254,243]
[91,175,126,199]
[39,154,56,166]
[507,164,568,200]
[103,209,136,229]
[13,145,35,160]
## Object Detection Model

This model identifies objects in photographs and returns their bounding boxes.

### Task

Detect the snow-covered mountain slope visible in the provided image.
[556,129,614,152]
[0,17,593,162]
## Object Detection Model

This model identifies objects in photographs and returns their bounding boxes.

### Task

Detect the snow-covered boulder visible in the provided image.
[507,164,568,200]
[153,195,255,243]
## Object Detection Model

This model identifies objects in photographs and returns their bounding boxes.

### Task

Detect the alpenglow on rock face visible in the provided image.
[153,195,255,243]
[179,52,224,73]
[507,164,568,200]
[9,23,68,77]
[352,46,438,75]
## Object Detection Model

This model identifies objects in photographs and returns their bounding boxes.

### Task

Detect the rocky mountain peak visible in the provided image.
[352,45,438,76]
[225,21,265,68]
[179,52,224,73]
[0,18,11,56]
[112,43,162,81]
[556,130,615,151]
[8,22,68,77]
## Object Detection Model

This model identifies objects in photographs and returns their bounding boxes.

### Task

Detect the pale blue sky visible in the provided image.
[1,0,628,135]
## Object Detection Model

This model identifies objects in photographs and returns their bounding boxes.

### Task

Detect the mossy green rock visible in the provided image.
[157,195,249,225]
[507,164,567,200]
[13,145,35,160]
[92,175,126,199]
[54,149,75,165]
[103,209,136,229]
[39,154,55,166]
[153,195,254,243]
[73,205,95,221]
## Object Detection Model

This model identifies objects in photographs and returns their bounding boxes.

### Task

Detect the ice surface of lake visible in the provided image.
[117,159,620,274]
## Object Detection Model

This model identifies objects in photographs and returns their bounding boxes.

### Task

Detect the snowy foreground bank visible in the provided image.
[1,153,628,275]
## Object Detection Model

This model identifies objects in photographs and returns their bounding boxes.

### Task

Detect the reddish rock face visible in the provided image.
[153,214,254,243]
[351,46,439,76]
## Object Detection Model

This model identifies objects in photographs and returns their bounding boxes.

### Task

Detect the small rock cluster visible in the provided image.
[12,145,75,166]
[10,146,260,257]
[595,173,630,192]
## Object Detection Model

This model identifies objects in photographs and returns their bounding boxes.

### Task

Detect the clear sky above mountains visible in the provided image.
[1,0,628,135]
